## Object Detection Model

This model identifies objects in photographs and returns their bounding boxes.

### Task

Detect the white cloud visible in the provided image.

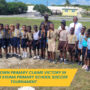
[71,0,90,5]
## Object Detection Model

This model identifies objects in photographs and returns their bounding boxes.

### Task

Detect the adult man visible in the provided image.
[40,14,52,31]
[69,16,82,38]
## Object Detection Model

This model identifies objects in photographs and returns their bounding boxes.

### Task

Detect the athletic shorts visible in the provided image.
[33,40,40,50]
[21,39,27,48]
[2,39,9,48]
[0,39,2,48]
[82,47,87,57]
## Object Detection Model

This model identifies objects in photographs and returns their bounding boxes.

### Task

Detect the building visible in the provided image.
[62,8,78,16]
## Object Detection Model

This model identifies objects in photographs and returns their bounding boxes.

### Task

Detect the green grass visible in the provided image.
[0,17,90,90]
[0,17,90,29]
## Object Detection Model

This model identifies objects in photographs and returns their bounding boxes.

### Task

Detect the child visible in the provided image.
[27,26,33,58]
[47,23,56,63]
[77,26,86,65]
[21,25,28,58]
[9,24,15,57]
[33,25,40,59]
[14,23,22,60]
[0,24,4,58]
[86,29,90,71]
[82,32,88,69]
[58,21,69,63]
[67,27,77,64]
[3,24,10,59]
[39,24,46,59]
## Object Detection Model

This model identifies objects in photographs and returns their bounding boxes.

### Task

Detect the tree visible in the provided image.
[7,2,27,14]
[0,0,8,14]
[65,0,71,6]
[33,4,52,15]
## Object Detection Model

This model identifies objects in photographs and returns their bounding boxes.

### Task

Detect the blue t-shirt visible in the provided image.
[82,37,87,47]
[78,33,85,49]
[87,38,90,50]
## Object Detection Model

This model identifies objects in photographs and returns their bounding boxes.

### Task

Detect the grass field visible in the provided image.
[0,17,90,90]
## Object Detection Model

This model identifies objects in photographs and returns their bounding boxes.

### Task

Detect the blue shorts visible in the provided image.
[21,39,27,48]
[40,39,46,49]
[2,39,9,48]
[0,39,2,48]
[17,38,20,48]
[12,37,18,47]
[87,50,90,59]
[9,38,14,46]
[82,47,87,57]
[33,40,40,50]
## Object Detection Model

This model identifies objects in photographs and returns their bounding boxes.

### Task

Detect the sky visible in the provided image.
[6,0,90,6]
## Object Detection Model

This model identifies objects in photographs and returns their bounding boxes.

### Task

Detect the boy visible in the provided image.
[58,21,69,63]
[14,23,22,60]
[47,23,56,63]
[82,32,88,69]
[67,27,77,64]
[33,25,40,59]
[86,29,90,71]
[21,25,28,58]
[3,24,10,59]
[27,26,33,58]
[0,24,4,58]
[77,26,86,65]
[9,24,15,57]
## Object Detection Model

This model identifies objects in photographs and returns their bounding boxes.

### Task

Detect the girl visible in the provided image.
[27,26,33,58]
[47,23,56,63]
[39,24,46,59]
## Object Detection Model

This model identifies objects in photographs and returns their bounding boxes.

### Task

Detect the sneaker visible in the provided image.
[37,56,40,59]
[29,55,32,58]
[0,55,2,58]
[59,58,63,63]
[82,65,86,69]
[53,60,57,64]
[69,61,73,64]
[64,59,69,64]
[33,56,37,59]
[49,59,53,63]
[86,66,90,72]
[19,56,22,60]
[6,54,9,59]
[78,61,82,65]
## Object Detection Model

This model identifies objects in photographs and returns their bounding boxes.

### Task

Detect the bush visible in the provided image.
[33,4,52,15]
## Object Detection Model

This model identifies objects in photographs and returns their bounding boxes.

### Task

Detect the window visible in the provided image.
[72,10,75,12]
[65,10,68,12]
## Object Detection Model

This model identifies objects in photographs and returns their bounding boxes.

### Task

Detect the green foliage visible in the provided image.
[33,4,52,15]
[7,2,27,14]
[0,0,27,15]
[65,0,71,6]
[0,0,8,14]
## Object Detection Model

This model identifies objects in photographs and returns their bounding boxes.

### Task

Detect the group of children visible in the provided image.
[0,22,90,71]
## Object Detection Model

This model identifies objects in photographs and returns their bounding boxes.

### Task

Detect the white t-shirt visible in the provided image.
[58,26,69,32]
[69,22,82,38]
[33,31,39,40]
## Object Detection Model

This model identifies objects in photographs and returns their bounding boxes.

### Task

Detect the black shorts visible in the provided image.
[77,49,81,55]
[82,47,87,57]
[87,50,90,59]
[33,40,40,50]
[21,39,27,48]
[2,39,9,48]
